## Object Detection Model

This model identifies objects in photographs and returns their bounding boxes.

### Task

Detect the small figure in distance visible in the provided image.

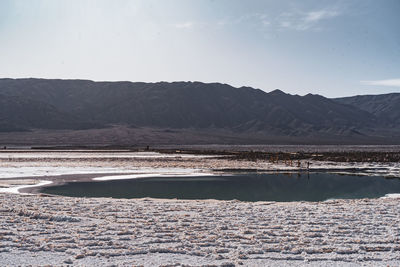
[145,145,149,151]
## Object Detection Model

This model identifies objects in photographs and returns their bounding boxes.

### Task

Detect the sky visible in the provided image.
[0,0,399,97]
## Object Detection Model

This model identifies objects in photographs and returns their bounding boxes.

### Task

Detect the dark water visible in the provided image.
[41,173,400,202]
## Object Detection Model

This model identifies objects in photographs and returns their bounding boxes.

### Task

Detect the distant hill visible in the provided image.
[0,78,399,145]
[0,93,100,132]
[335,93,400,126]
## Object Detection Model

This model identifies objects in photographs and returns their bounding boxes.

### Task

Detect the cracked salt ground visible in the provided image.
[1,193,400,266]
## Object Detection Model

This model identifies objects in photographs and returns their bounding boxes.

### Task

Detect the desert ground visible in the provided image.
[0,148,400,266]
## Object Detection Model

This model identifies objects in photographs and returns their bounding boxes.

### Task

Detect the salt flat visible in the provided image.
[0,150,399,266]
[1,151,399,181]
[1,194,400,266]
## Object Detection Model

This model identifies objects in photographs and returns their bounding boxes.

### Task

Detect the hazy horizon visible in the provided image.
[0,0,399,97]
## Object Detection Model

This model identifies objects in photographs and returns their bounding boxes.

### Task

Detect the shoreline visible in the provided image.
[1,149,400,265]
[9,167,400,202]
[5,166,400,196]
[0,163,400,197]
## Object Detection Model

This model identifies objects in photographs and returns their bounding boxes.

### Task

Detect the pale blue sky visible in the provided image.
[0,0,399,97]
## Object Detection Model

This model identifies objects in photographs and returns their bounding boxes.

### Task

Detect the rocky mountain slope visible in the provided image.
[0,78,399,144]
[336,93,400,126]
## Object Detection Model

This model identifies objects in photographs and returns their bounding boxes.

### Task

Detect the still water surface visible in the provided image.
[41,173,400,202]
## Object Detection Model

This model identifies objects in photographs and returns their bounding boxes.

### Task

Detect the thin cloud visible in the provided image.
[279,8,340,31]
[175,8,340,33]
[361,79,400,87]
[174,22,193,29]
[234,13,270,27]
[304,10,339,22]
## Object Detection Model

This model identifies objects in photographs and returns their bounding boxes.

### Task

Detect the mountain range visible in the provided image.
[0,78,399,145]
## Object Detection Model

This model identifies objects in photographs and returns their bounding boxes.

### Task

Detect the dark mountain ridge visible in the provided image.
[336,93,400,126]
[0,78,399,144]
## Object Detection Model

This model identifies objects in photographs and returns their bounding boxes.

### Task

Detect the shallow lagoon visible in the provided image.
[41,172,400,202]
